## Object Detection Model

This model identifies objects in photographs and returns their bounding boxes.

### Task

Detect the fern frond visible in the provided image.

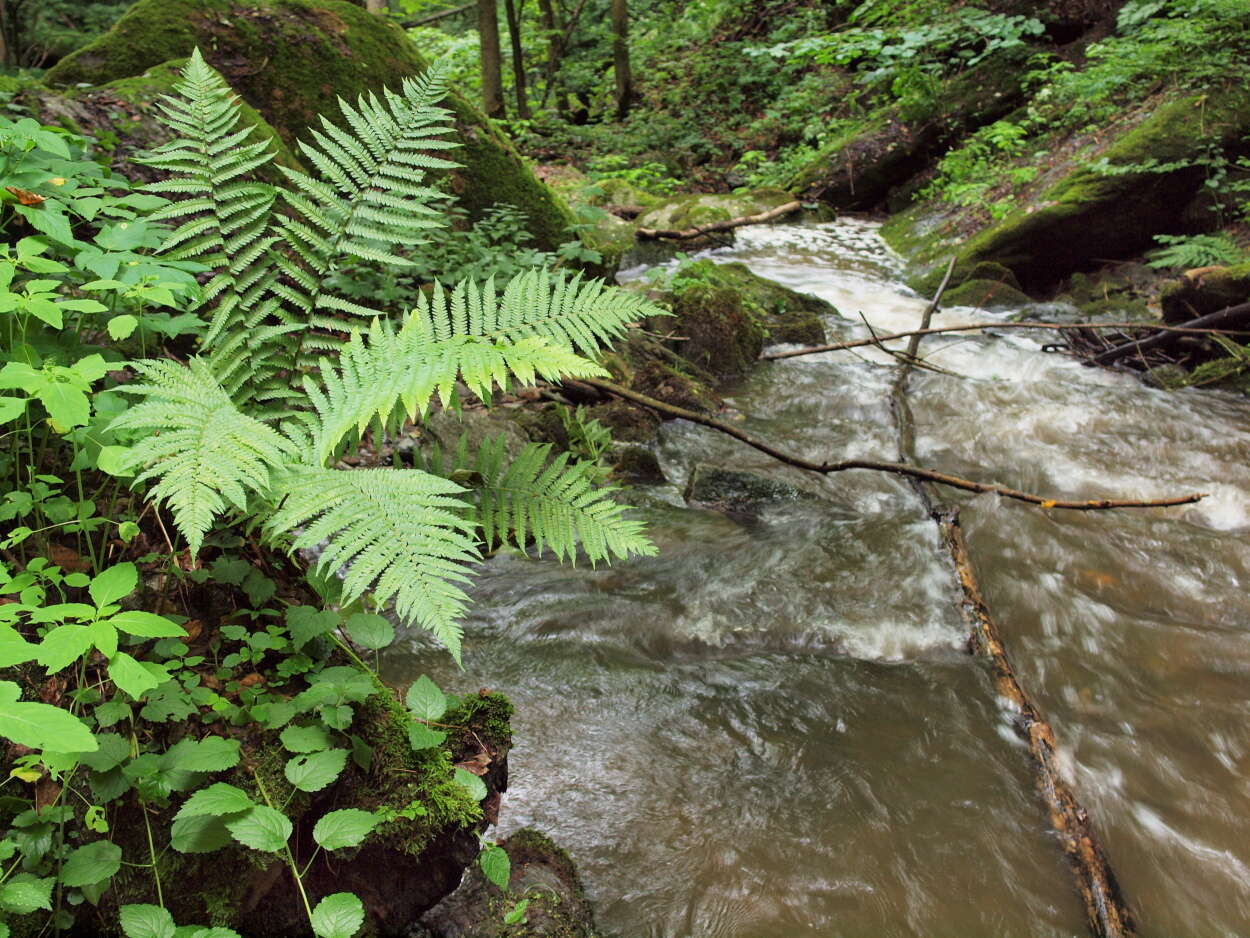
[271,63,458,351]
[296,312,604,466]
[141,50,280,350]
[109,359,297,555]
[266,466,478,657]
[470,438,656,565]
[412,269,666,357]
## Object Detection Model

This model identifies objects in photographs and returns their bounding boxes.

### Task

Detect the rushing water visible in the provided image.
[383,219,1250,937]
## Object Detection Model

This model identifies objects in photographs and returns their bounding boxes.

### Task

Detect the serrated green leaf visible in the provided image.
[284,749,348,793]
[107,314,138,340]
[479,844,510,890]
[106,610,186,638]
[119,903,176,938]
[60,839,122,887]
[404,675,446,722]
[89,563,138,607]
[310,892,364,938]
[224,805,291,852]
[175,782,253,820]
[344,613,393,651]
[164,736,241,773]
[453,767,487,803]
[169,814,233,854]
[312,809,379,851]
[35,623,96,671]
[0,874,53,914]
[286,606,340,649]
[0,682,96,752]
[108,652,161,699]
[280,723,333,753]
[406,721,445,751]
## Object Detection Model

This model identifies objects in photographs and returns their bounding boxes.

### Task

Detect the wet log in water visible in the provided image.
[635,200,802,240]
[889,262,1136,938]
[939,512,1136,938]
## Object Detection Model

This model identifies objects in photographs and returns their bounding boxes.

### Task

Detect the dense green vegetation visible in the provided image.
[0,0,1248,934]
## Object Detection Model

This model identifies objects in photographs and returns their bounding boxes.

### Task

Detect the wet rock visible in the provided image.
[634,188,795,233]
[420,408,533,463]
[1160,261,1250,323]
[420,828,597,938]
[684,465,820,510]
[1141,363,1191,390]
[44,0,576,251]
[943,278,1034,311]
[609,444,666,485]
[661,260,830,377]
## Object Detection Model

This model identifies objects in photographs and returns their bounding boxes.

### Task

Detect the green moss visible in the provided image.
[899,87,1250,293]
[634,188,794,232]
[943,278,1033,310]
[1160,260,1250,322]
[45,0,575,249]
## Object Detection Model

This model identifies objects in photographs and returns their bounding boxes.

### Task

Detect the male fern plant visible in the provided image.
[111,51,658,658]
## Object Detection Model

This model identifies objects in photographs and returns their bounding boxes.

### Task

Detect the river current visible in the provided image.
[383,219,1250,937]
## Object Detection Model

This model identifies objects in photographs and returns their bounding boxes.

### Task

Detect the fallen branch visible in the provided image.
[1092,300,1250,365]
[761,319,1250,362]
[883,260,1135,936]
[635,200,803,241]
[578,378,1205,511]
[941,513,1136,938]
[399,1,474,26]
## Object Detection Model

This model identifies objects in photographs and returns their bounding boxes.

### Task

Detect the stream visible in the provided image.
[382,219,1250,937]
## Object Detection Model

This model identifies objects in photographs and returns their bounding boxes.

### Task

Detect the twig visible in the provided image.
[636,200,803,240]
[1092,300,1250,365]
[578,378,1205,511]
[761,319,1250,362]
[399,2,474,27]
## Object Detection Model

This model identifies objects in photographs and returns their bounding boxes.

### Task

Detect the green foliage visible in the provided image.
[1146,234,1247,270]
[920,120,1036,218]
[107,52,659,659]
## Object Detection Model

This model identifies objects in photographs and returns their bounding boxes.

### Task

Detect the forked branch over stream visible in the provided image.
[576,378,1206,511]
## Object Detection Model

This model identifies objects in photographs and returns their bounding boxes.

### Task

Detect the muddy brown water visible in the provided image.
[383,219,1250,937]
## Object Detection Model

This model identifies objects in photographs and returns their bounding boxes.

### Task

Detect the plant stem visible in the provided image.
[252,771,315,927]
[140,802,164,907]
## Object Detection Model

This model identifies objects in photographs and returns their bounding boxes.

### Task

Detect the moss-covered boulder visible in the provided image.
[419,828,597,938]
[1160,261,1250,323]
[21,60,301,183]
[658,260,830,376]
[942,278,1034,311]
[44,0,575,250]
[789,60,1024,210]
[889,88,1250,294]
[634,188,795,233]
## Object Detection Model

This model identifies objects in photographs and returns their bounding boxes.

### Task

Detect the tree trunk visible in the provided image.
[503,0,530,119]
[535,0,565,115]
[364,0,386,13]
[477,0,506,118]
[610,0,632,120]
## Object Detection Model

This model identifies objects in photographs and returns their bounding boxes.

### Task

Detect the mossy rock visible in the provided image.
[894,88,1250,294]
[1160,261,1250,323]
[634,188,794,233]
[45,0,575,251]
[685,465,820,510]
[420,828,598,937]
[609,444,666,485]
[943,278,1034,311]
[21,60,300,184]
[661,260,829,375]
[789,58,1024,209]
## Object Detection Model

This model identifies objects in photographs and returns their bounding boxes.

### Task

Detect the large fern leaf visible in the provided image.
[141,50,282,350]
[110,359,297,555]
[470,438,656,565]
[293,312,605,466]
[412,269,666,357]
[272,65,459,349]
[266,466,478,658]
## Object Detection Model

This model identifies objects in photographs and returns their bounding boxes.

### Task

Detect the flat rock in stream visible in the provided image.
[417,828,597,938]
[684,465,822,510]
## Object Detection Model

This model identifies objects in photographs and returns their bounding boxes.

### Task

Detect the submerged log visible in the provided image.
[1091,300,1250,365]
[885,261,1135,937]
[939,513,1136,938]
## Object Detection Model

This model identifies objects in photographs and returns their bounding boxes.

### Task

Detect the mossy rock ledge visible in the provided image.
[45,0,575,251]
[661,260,831,377]
[1160,261,1250,323]
[885,87,1250,295]
[42,691,514,937]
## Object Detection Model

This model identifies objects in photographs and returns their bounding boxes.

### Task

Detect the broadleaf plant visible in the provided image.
[111,50,659,660]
